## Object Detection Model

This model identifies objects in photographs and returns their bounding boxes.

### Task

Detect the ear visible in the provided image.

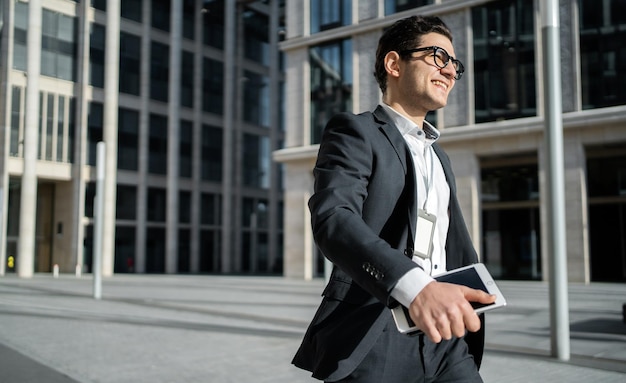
[384,51,401,79]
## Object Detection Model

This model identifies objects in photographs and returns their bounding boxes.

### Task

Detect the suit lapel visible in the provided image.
[372,106,418,253]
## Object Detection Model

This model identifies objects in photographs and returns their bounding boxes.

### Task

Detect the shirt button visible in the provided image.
[434,264,438,269]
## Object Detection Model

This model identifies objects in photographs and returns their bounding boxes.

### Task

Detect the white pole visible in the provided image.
[541,0,570,361]
[93,142,106,299]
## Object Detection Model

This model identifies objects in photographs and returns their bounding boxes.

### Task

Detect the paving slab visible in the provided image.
[0,274,624,382]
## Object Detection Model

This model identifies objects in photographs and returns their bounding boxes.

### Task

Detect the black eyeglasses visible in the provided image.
[399,46,465,80]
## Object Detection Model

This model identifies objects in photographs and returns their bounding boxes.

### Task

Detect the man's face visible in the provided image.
[395,32,458,115]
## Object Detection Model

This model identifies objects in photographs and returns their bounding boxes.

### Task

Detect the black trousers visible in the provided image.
[327,320,483,383]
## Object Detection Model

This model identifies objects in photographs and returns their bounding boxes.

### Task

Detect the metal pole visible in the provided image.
[93,142,105,300]
[541,0,570,361]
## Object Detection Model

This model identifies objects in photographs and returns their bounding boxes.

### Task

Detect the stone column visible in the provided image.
[166,0,182,273]
[102,0,121,276]
[18,0,42,278]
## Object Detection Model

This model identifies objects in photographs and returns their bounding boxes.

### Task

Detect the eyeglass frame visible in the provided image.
[398,46,465,80]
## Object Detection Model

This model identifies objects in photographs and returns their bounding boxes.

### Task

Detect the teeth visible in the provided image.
[433,80,447,90]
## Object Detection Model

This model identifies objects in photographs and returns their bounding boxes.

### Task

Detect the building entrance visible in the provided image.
[480,155,542,280]
[586,145,626,282]
[6,178,55,273]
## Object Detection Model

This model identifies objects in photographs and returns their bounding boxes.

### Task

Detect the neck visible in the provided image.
[382,99,426,128]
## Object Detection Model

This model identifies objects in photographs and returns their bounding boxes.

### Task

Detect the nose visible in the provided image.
[440,61,457,80]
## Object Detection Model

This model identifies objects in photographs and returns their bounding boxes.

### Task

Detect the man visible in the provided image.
[292,15,496,382]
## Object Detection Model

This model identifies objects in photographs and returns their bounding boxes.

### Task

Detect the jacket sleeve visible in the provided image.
[309,112,418,306]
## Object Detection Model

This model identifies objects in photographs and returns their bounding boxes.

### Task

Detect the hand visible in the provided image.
[407,281,496,343]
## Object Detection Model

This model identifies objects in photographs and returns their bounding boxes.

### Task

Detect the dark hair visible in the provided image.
[374,15,453,94]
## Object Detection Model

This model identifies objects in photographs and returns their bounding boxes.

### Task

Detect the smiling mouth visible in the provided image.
[432,80,448,91]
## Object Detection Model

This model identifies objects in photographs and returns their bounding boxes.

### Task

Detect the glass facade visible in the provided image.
[579,0,626,109]
[310,39,353,144]
[473,0,536,123]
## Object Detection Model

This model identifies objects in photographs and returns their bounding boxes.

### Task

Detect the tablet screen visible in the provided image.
[435,267,493,310]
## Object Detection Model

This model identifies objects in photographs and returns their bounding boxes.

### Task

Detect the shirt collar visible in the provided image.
[379,103,440,143]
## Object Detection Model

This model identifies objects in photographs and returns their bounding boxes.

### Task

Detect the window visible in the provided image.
[179,191,191,223]
[201,193,221,225]
[121,0,143,22]
[90,23,105,88]
[115,226,136,273]
[385,0,433,15]
[147,187,166,222]
[146,227,165,273]
[56,96,65,162]
[10,86,21,156]
[92,0,106,11]
[310,0,351,33]
[310,39,353,144]
[203,58,224,115]
[181,51,194,108]
[42,93,54,160]
[150,41,169,102]
[116,185,137,220]
[179,120,193,178]
[203,0,224,49]
[41,9,77,81]
[201,125,223,182]
[178,229,191,272]
[183,0,195,40]
[13,1,27,71]
[118,108,139,171]
[85,182,96,218]
[87,102,103,166]
[148,114,168,175]
[200,229,220,272]
[243,9,269,65]
[151,0,170,32]
[243,71,270,127]
[473,0,536,123]
[120,32,141,95]
[579,0,626,109]
[243,134,270,189]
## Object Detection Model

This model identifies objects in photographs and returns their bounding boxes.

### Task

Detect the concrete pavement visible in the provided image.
[0,274,624,382]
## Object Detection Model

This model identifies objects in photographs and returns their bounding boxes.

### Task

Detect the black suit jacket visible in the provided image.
[293,106,483,381]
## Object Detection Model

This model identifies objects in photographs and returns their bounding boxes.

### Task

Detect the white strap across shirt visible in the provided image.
[379,103,451,309]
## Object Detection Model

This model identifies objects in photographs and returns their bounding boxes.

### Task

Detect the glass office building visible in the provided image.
[275,0,626,283]
[0,0,285,277]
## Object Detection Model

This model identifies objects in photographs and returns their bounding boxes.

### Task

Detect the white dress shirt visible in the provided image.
[380,103,451,308]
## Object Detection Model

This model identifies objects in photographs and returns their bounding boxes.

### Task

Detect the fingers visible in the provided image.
[462,286,497,304]
[409,282,486,343]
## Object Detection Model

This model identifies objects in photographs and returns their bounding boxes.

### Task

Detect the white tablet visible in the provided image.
[391,263,507,335]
